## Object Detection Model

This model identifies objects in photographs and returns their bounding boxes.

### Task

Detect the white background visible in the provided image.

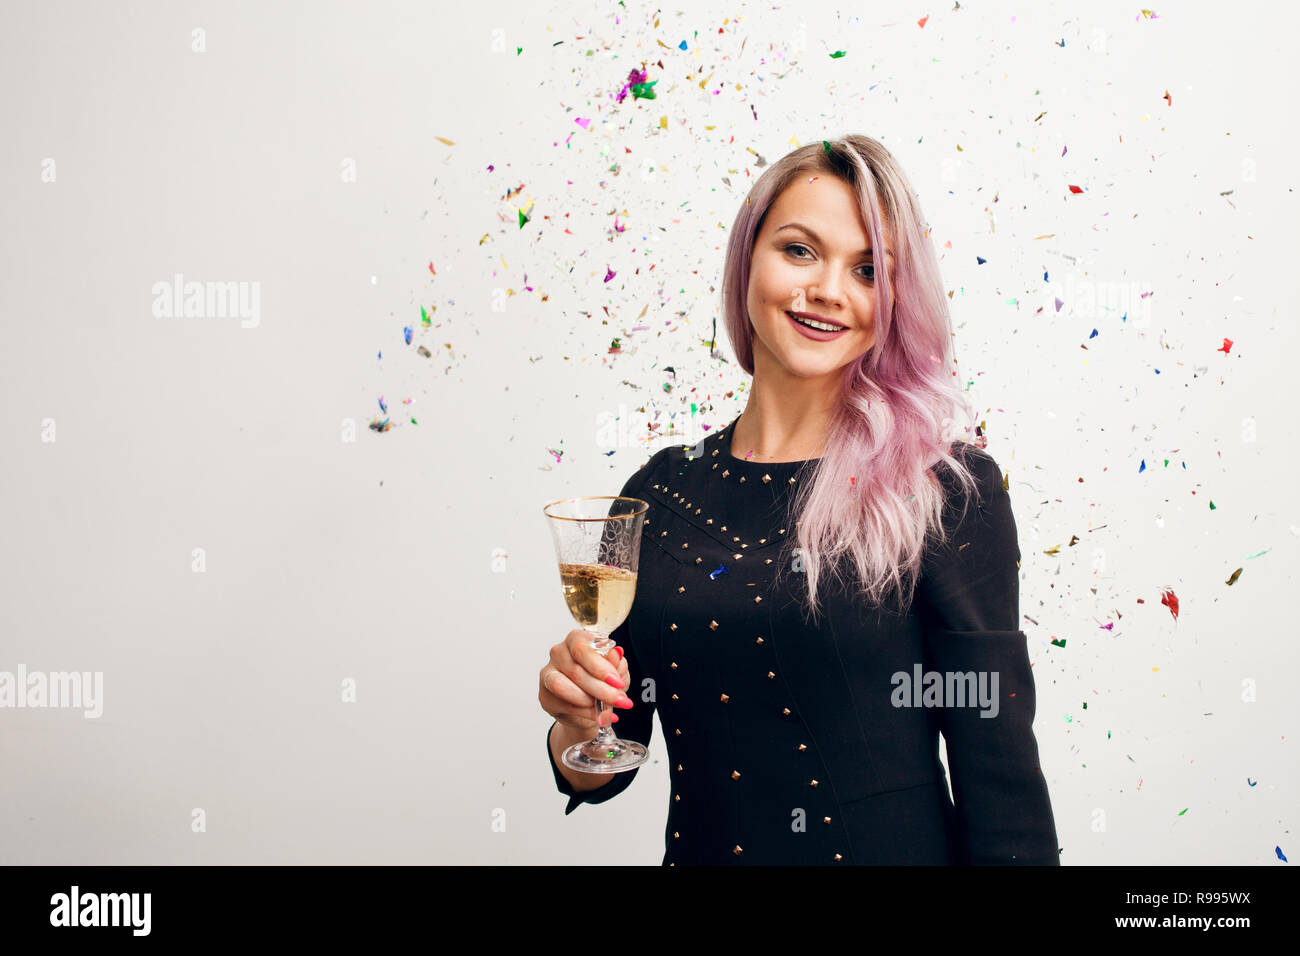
[0,0,1294,864]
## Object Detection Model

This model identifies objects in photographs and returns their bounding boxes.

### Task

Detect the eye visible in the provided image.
[783,243,875,282]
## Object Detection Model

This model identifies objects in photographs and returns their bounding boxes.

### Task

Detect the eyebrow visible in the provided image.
[775,222,894,262]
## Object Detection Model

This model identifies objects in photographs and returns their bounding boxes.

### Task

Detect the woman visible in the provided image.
[538,135,1060,865]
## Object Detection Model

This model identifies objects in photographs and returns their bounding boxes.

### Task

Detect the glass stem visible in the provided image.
[590,632,615,743]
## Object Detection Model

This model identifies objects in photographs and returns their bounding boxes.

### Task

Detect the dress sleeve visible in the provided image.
[546,452,661,814]
[914,446,1060,865]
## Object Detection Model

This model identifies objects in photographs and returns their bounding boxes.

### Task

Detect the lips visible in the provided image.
[785,310,848,341]
[788,311,847,330]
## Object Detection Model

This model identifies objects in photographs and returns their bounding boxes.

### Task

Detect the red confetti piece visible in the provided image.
[1160,588,1179,621]
[1217,338,1233,355]
[917,15,929,27]
[1068,184,1084,194]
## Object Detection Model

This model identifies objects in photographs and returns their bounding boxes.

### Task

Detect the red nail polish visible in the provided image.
[603,673,623,688]
[610,713,619,723]
[614,646,624,660]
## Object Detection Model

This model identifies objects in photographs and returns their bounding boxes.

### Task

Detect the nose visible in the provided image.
[806,267,847,311]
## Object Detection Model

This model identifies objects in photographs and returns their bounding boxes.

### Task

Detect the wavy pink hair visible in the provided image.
[721,135,985,623]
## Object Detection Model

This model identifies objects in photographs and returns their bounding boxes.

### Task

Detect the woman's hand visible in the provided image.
[539,629,633,733]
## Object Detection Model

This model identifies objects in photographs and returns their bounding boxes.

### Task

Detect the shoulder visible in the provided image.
[615,442,676,498]
[931,441,1006,509]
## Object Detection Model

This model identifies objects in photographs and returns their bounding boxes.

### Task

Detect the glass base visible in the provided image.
[562,735,648,773]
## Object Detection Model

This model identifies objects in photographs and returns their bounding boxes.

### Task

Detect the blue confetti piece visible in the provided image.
[709,565,729,580]
[976,256,987,265]
[1277,846,1288,862]
[678,40,687,50]
[1043,270,1049,282]
[1139,459,1146,474]
[1089,328,1099,339]
[378,395,387,413]
[403,325,413,345]
[1247,777,1256,787]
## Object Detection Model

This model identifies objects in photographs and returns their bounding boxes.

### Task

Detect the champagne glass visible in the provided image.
[542,495,649,773]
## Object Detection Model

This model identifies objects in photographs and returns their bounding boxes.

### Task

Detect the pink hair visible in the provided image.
[720,135,986,623]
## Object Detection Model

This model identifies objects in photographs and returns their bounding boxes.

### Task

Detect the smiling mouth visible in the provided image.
[787,311,847,332]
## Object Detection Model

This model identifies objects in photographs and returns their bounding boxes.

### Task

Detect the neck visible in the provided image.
[731,376,839,463]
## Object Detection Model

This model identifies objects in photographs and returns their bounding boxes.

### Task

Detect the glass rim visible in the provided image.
[541,495,649,522]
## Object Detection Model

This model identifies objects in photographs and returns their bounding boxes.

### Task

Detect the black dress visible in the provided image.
[547,415,1060,865]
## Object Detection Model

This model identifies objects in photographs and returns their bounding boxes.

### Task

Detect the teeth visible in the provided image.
[790,313,843,332]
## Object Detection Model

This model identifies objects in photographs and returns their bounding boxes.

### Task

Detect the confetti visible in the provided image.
[709,565,729,581]
[403,325,413,345]
[1277,846,1288,862]
[1160,588,1179,621]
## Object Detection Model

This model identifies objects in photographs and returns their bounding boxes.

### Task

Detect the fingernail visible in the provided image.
[614,646,624,660]
[614,694,633,709]
[603,673,624,688]
[610,713,620,723]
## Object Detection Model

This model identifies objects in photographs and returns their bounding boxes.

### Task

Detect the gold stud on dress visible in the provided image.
[755,636,764,644]
[810,779,819,787]
[709,620,719,630]
[731,770,741,780]
[671,693,679,700]
[782,708,791,716]
[733,845,743,855]
[767,671,776,679]
[720,693,729,702]
[761,473,771,484]
[671,661,677,669]
[797,743,807,751]
[677,586,685,593]
[834,853,843,862]
[823,817,832,824]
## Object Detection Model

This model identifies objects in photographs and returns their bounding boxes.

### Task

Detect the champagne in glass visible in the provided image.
[543,496,649,773]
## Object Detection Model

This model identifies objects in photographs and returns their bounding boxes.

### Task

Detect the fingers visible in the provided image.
[564,631,631,708]
[541,633,635,732]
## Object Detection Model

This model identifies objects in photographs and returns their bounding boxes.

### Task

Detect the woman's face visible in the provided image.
[746,173,890,384]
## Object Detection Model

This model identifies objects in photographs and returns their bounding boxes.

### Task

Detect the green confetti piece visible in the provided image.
[823,140,832,153]
[631,80,658,100]
[1209,501,1216,510]
[1082,702,1088,710]
[1064,715,1072,723]
[1051,638,1067,648]
[410,417,418,425]
[516,46,522,55]
[1245,548,1270,559]
[1107,730,1111,739]
[830,50,847,58]
[518,208,530,229]
[1178,808,1189,816]
[420,305,430,327]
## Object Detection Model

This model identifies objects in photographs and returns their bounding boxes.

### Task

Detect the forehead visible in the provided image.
[765,175,887,247]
